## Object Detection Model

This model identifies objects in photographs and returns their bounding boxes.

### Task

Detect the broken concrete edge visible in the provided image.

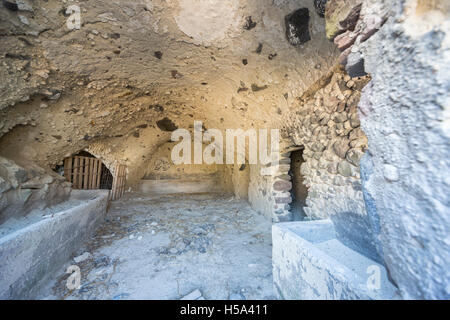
[285,8,311,46]
[272,220,398,300]
[180,289,203,300]
[0,189,109,299]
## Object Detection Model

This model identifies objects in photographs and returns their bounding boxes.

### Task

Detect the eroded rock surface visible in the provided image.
[0,0,337,188]
[0,156,71,223]
[0,0,448,301]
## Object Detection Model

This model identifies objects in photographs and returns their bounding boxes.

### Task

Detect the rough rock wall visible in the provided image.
[142,141,222,180]
[217,163,250,199]
[0,156,71,223]
[0,0,338,190]
[248,163,277,221]
[357,0,450,299]
[231,163,250,200]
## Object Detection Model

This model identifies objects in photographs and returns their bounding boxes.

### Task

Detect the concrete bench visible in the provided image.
[0,190,109,299]
[273,219,397,300]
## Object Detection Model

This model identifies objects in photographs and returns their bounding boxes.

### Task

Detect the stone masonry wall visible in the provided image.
[274,68,382,261]
[249,67,372,235]
[281,68,369,214]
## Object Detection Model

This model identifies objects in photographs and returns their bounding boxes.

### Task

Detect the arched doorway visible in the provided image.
[56,151,113,190]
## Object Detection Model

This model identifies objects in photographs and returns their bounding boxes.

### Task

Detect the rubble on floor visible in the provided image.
[40,193,275,300]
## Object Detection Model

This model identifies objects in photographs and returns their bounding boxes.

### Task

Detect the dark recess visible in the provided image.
[3,0,18,11]
[285,8,311,46]
[243,16,257,30]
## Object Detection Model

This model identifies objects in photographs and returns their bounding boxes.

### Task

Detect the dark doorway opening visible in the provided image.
[53,151,113,190]
[290,148,308,220]
[99,163,113,190]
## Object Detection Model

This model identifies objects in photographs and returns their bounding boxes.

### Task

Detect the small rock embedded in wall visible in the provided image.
[251,84,268,92]
[314,0,328,17]
[157,117,178,132]
[285,8,311,46]
[243,16,257,30]
[150,104,164,112]
[171,70,183,79]
[237,81,249,93]
[255,43,263,54]
[154,51,163,59]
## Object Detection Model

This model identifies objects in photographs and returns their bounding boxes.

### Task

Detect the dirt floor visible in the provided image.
[38,193,275,300]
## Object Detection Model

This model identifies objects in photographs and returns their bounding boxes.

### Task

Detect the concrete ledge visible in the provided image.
[273,220,397,300]
[0,190,109,299]
[139,179,222,195]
